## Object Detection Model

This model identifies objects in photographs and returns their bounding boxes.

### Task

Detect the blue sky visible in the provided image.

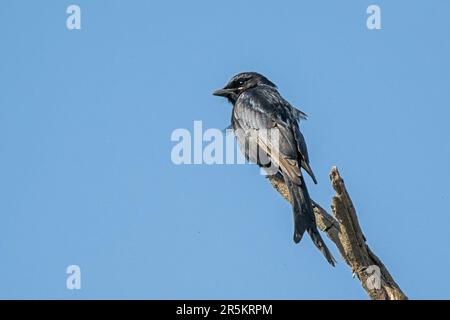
[1,0,449,299]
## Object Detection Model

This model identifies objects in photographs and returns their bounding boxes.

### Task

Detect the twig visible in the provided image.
[267,166,407,300]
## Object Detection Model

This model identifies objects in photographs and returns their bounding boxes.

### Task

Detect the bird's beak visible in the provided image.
[213,88,234,97]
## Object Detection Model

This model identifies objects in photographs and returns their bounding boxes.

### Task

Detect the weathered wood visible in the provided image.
[267,167,407,300]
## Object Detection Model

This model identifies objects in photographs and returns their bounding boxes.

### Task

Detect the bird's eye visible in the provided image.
[238,80,245,86]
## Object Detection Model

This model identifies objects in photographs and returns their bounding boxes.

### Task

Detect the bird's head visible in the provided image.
[213,72,276,103]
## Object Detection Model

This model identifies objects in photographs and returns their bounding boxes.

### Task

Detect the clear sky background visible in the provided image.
[1,0,449,299]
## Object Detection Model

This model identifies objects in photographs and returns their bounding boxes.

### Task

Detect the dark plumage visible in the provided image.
[213,72,335,266]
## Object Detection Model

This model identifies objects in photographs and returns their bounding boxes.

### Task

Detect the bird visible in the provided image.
[213,72,336,266]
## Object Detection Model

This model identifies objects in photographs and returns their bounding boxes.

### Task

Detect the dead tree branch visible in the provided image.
[267,166,407,300]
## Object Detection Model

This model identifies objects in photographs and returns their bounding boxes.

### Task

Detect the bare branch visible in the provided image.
[267,166,407,300]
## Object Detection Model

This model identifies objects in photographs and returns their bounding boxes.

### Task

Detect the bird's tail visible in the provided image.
[283,174,336,267]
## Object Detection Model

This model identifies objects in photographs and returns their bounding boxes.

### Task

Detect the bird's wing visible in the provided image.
[233,87,312,185]
[260,90,317,184]
[286,102,317,184]
[291,120,317,184]
[291,106,308,121]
